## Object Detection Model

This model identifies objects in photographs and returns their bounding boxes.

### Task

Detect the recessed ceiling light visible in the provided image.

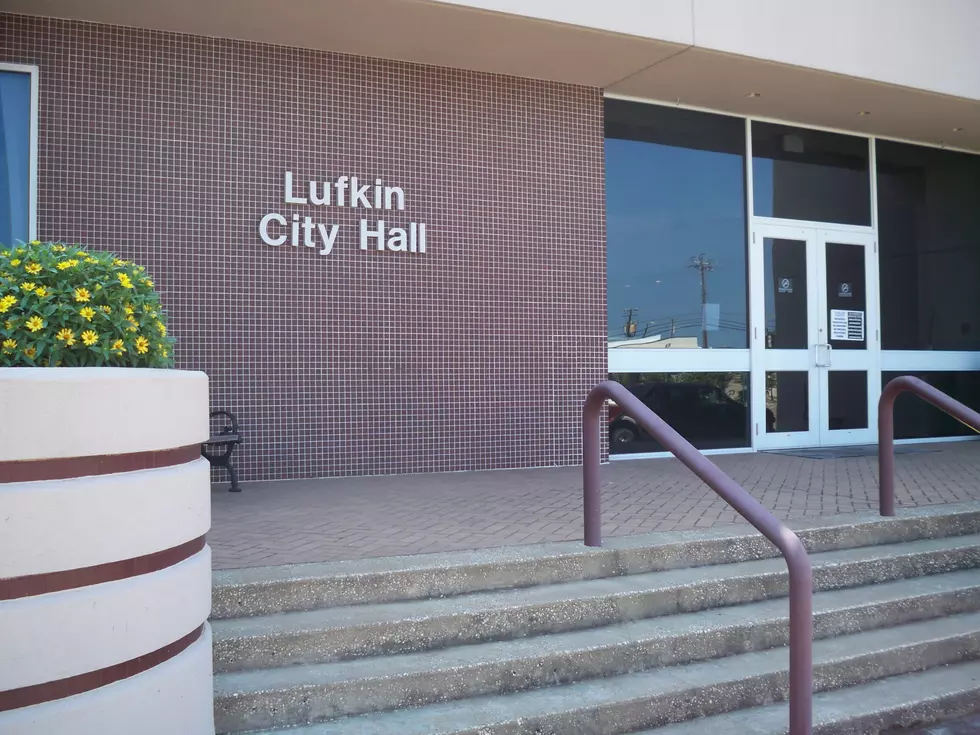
[746,92,761,98]
[857,111,872,116]
[953,127,965,132]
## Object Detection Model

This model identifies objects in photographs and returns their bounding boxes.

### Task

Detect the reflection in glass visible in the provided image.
[766,371,809,433]
[605,100,748,349]
[607,372,750,452]
[752,122,871,225]
[825,242,867,350]
[877,140,980,350]
[764,238,808,349]
[828,371,868,430]
[0,71,32,246]
[883,372,980,439]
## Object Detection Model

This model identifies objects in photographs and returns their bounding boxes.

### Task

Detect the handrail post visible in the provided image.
[583,390,604,547]
[787,547,814,735]
[878,376,980,517]
[583,380,812,735]
[878,380,898,517]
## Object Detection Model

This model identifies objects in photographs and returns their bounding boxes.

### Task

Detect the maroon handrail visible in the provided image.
[878,375,980,516]
[583,380,813,735]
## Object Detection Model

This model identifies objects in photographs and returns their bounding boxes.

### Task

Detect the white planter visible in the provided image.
[0,368,214,735]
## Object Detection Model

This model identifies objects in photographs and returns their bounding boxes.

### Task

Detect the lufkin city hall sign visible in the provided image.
[259,172,428,256]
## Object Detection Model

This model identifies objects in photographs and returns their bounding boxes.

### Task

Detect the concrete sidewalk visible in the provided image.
[209,441,980,569]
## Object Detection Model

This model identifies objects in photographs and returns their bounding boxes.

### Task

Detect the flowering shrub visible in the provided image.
[0,241,175,368]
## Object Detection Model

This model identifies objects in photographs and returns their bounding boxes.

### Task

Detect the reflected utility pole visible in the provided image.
[688,253,714,348]
[623,308,638,338]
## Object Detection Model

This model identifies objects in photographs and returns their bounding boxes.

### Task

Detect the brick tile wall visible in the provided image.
[2,13,607,480]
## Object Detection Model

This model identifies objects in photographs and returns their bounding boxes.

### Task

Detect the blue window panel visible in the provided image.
[0,70,32,246]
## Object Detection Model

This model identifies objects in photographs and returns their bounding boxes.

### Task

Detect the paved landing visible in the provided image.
[209,440,980,569]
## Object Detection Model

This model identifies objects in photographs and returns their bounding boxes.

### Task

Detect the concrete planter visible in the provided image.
[0,368,214,735]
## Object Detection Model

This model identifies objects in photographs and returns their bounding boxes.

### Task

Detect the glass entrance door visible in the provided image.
[752,224,879,449]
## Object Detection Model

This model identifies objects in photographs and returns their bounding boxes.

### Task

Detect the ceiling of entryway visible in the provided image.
[8,0,980,152]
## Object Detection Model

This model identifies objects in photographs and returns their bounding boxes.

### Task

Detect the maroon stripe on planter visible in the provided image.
[0,536,207,601]
[0,624,205,712]
[0,444,202,484]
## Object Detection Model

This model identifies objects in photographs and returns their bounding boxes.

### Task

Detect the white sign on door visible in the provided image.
[830,309,865,342]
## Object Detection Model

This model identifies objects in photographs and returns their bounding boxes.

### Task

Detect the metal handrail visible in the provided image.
[583,380,813,735]
[878,375,980,516]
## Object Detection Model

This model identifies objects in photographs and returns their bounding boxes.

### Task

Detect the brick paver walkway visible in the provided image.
[209,441,980,569]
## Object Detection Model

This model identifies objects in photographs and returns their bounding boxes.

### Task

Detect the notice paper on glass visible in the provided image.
[830,309,865,342]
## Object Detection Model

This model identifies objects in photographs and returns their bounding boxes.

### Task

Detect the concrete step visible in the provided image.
[213,570,980,733]
[634,658,980,734]
[236,611,980,734]
[213,533,980,672]
[211,503,980,618]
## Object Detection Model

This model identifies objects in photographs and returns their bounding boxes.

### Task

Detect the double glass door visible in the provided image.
[752,224,879,449]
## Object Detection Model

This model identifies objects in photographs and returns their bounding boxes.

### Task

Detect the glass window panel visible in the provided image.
[0,70,32,246]
[605,100,748,350]
[607,372,750,452]
[765,371,809,433]
[877,140,980,350]
[828,371,868,430]
[764,238,808,349]
[752,122,870,225]
[882,372,980,439]
[825,242,867,350]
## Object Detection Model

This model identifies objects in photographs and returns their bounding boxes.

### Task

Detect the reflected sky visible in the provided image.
[605,138,748,348]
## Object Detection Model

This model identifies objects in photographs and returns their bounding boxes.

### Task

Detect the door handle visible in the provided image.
[814,342,833,367]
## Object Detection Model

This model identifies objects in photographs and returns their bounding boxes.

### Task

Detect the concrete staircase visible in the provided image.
[210,502,980,734]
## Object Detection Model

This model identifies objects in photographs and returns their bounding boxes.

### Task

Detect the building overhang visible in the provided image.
[6,0,980,152]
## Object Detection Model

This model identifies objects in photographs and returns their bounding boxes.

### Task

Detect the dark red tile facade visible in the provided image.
[1,13,607,480]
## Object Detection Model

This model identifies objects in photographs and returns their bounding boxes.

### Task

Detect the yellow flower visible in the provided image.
[4,319,13,329]
[20,282,36,292]
[155,321,167,337]
[51,244,65,252]
[25,316,44,332]
[56,328,76,346]
[160,346,169,358]
[9,259,20,267]
[56,260,73,270]
[113,258,128,267]
[118,273,134,289]
[29,240,40,246]
[135,336,150,354]
[81,330,99,346]
[33,287,48,298]
[124,305,134,315]
[2,338,16,352]
[85,257,99,264]
[79,307,96,321]
[110,339,126,353]
[73,287,91,302]
[0,295,16,313]
[23,346,36,358]
[24,262,41,275]
[99,305,111,314]
[142,279,154,288]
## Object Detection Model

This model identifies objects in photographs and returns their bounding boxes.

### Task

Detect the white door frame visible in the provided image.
[749,222,880,449]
